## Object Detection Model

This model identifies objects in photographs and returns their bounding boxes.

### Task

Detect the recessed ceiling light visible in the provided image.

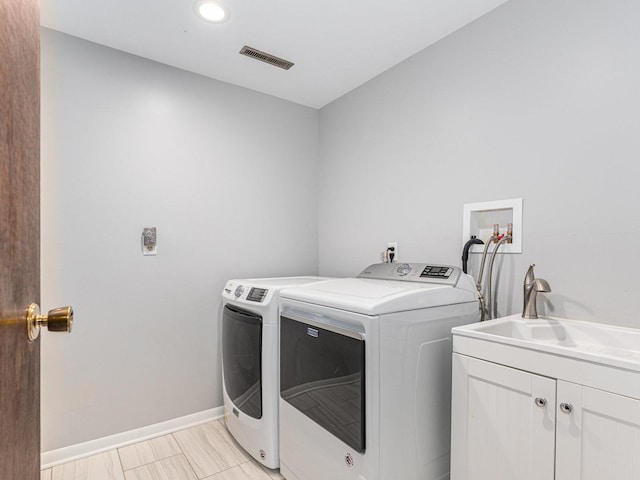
[193,0,229,23]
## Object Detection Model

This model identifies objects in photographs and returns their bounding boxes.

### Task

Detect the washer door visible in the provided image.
[222,304,262,419]
[280,314,365,452]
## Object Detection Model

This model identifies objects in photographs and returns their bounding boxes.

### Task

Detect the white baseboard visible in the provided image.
[41,407,224,469]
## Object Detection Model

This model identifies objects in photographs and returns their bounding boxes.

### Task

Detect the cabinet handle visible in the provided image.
[534,397,547,407]
[560,402,573,413]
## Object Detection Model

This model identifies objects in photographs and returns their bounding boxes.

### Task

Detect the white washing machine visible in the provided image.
[278,263,479,480]
[221,276,329,469]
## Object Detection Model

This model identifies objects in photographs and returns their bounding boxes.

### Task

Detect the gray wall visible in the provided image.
[40,29,319,451]
[318,0,640,327]
[42,0,640,452]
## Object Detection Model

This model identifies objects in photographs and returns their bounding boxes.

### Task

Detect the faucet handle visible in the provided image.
[524,264,536,285]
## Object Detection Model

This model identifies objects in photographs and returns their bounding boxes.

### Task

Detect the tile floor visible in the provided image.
[41,419,285,480]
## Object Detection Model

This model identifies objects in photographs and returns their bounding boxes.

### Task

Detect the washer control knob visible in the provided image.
[234,285,245,298]
[396,263,412,276]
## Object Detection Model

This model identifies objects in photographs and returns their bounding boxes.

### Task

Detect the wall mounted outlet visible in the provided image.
[142,227,157,256]
[387,242,398,262]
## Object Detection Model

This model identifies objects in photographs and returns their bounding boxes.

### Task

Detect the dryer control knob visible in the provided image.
[396,263,412,276]
[234,285,245,298]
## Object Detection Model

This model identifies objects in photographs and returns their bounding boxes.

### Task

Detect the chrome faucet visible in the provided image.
[522,264,551,319]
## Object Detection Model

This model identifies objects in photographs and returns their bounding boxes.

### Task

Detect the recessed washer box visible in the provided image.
[462,198,522,254]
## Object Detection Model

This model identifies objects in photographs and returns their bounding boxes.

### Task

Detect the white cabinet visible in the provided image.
[556,382,640,480]
[451,353,640,480]
[451,354,555,480]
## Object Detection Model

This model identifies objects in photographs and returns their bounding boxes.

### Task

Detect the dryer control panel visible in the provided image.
[223,282,270,303]
[246,287,268,302]
[358,262,462,285]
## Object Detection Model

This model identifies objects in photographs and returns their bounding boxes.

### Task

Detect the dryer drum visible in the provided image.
[222,304,263,419]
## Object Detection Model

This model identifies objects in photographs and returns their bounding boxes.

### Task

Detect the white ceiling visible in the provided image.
[41,0,510,109]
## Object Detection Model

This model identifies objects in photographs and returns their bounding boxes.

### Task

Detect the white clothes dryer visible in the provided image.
[278,263,479,480]
[221,276,329,469]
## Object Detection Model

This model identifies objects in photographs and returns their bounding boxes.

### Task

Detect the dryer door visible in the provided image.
[280,314,365,452]
[222,304,262,419]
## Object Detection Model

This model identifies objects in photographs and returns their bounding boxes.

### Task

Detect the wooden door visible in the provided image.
[450,354,557,480]
[556,381,640,480]
[0,0,42,478]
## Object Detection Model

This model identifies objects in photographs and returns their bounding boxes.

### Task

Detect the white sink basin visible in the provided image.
[453,314,640,372]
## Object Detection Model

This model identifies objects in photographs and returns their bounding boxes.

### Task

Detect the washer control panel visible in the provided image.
[420,265,454,279]
[358,262,461,285]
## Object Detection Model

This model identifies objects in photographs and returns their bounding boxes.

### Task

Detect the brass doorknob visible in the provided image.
[26,303,73,342]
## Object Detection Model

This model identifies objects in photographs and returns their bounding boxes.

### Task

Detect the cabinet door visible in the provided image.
[556,381,640,479]
[451,354,556,480]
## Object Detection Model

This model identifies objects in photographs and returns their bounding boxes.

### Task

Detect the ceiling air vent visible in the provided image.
[239,46,294,70]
